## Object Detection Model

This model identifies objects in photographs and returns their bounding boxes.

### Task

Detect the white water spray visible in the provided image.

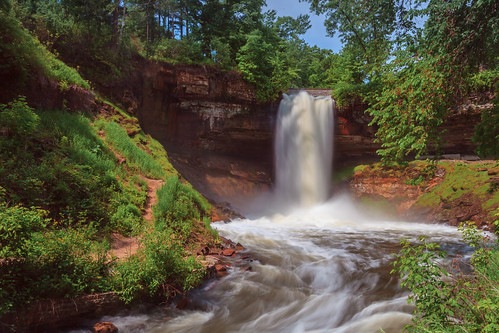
[275,91,334,206]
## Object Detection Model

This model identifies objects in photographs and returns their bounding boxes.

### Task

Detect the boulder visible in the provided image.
[93,322,118,333]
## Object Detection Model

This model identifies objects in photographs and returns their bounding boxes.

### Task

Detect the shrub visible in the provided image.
[0,96,39,139]
[114,229,204,303]
[0,204,110,314]
[392,222,499,332]
[0,204,49,258]
[110,203,143,235]
[154,176,211,239]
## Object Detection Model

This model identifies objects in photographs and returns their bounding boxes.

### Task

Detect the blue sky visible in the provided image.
[263,0,343,53]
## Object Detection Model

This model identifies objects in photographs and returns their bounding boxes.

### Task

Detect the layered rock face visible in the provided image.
[130,62,486,209]
[136,62,276,208]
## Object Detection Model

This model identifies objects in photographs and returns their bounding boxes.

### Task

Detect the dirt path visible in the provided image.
[109,177,164,260]
[97,129,165,261]
[141,177,164,222]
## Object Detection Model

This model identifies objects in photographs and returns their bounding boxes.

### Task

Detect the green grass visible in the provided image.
[101,121,165,179]
[154,176,211,240]
[0,10,89,93]
[416,162,498,212]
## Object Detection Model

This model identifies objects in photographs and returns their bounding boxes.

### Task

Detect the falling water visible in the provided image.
[275,91,334,206]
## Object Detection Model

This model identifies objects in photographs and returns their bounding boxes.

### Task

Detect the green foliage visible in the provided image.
[0,8,89,98]
[114,228,204,303]
[0,104,148,233]
[392,223,499,332]
[0,204,49,258]
[154,176,210,239]
[0,204,110,315]
[367,54,452,162]
[0,0,11,12]
[0,96,39,139]
[392,237,453,327]
[237,29,301,102]
[102,121,164,179]
[236,29,275,101]
[473,83,499,158]
[110,203,143,235]
[150,38,209,65]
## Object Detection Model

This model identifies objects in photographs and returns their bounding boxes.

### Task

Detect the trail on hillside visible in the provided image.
[97,129,164,260]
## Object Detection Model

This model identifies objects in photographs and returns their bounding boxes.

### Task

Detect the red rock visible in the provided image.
[93,322,118,333]
[222,249,235,256]
[235,243,245,251]
[215,264,226,272]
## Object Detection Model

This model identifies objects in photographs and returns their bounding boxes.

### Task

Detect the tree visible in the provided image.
[302,0,405,77]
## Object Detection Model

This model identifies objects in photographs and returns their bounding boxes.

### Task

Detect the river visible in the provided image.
[89,197,469,332]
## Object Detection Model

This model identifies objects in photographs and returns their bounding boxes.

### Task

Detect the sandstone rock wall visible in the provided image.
[125,62,485,208]
[136,62,276,208]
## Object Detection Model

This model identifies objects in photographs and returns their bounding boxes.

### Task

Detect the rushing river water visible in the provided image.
[89,197,470,333]
[73,92,472,332]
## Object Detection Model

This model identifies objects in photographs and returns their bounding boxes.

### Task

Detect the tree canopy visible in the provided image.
[3,0,498,158]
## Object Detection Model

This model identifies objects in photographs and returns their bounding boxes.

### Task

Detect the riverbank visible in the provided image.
[349,160,499,230]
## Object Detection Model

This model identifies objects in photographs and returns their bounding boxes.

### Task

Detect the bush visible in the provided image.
[0,204,110,315]
[154,176,211,239]
[392,222,499,332]
[0,204,48,258]
[110,203,143,235]
[0,96,39,139]
[114,229,203,303]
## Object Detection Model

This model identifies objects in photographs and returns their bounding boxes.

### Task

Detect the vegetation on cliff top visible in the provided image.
[351,160,499,227]
[3,0,496,161]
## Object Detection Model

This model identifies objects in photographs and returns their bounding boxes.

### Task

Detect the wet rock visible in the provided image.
[215,264,229,277]
[222,249,235,256]
[93,322,118,333]
[176,298,189,310]
[235,243,245,251]
[215,264,227,272]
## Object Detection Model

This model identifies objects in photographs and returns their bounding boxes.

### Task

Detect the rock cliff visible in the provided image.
[109,61,486,209]
[134,62,276,209]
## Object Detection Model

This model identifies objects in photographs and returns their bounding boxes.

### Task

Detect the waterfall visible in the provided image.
[275,91,334,206]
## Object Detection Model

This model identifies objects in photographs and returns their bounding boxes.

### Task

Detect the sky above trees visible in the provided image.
[263,0,342,51]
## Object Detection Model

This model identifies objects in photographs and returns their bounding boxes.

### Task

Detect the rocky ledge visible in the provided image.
[350,161,499,230]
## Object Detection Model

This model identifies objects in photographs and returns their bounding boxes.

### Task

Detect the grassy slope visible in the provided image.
[0,15,219,320]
